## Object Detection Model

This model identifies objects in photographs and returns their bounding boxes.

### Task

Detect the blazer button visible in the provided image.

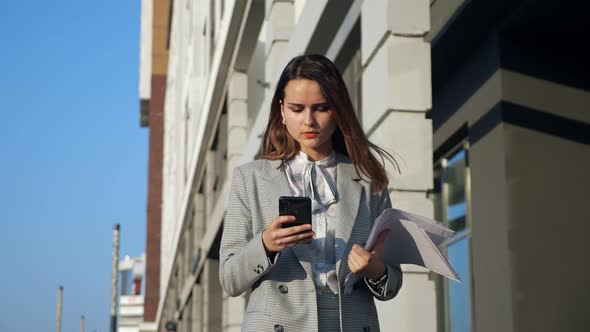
[274,324,284,332]
[278,285,288,294]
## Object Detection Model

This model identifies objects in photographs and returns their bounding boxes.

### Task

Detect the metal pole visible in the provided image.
[56,286,63,332]
[110,224,120,332]
[80,315,85,332]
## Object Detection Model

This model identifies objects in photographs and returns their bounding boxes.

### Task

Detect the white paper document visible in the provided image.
[343,208,461,294]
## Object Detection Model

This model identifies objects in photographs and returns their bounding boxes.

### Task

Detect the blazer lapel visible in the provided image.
[261,160,315,278]
[334,155,364,279]
[262,156,365,285]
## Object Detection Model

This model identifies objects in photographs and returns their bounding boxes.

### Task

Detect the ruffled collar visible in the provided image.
[285,150,337,212]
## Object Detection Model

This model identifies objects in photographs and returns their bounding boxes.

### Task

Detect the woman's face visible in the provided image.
[280,79,337,161]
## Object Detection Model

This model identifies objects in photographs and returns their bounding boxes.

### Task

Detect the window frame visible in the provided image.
[432,140,475,332]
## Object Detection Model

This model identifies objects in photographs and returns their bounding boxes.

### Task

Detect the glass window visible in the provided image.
[431,143,473,332]
[120,268,133,296]
[445,150,467,233]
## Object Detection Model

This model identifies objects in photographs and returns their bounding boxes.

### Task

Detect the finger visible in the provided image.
[290,231,315,244]
[347,256,359,272]
[348,249,367,271]
[351,243,365,253]
[270,215,296,229]
[288,236,315,247]
[282,231,314,246]
[348,256,365,274]
[348,252,362,272]
[283,223,313,236]
[278,231,315,246]
[274,223,312,239]
[352,244,372,261]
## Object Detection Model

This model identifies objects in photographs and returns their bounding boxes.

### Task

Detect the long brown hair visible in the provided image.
[261,54,398,193]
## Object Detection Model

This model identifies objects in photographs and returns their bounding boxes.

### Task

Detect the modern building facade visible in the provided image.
[137,1,590,331]
[427,1,590,332]
[138,0,170,331]
[119,255,147,332]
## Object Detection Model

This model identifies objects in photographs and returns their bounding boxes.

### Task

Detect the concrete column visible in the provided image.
[469,125,513,332]
[265,0,294,83]
[222,69,251,330]
[361,1,435,331]
[293,0,307,23]
[222,71,250,332]
[222,293,246,332]
[202,260,223,332]
[192,193,206,332]
[227,71,250,173]
[192,282,204,332]
[201,262,210,331]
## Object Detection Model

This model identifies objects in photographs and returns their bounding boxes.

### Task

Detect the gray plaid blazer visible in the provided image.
[219,154,403,331]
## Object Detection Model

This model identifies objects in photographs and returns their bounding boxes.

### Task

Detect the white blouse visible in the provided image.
[284,150,340,294]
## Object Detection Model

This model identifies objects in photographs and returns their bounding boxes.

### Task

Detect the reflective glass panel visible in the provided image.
[448,237,471,332]
[445,150,466,232]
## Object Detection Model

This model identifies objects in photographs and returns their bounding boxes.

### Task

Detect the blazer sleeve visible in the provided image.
[366,186,403,301]
[219,167,277,297]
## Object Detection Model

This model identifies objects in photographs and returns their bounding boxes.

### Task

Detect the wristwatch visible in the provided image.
[365,267,389,297]
[366,269,388,287]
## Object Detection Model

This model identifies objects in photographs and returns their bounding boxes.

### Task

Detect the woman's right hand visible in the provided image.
[262,215,315,253]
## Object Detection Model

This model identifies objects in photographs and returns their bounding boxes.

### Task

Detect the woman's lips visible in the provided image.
[303,132,318,138]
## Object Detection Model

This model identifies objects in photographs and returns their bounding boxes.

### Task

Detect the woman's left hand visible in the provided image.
[347,230,390,281]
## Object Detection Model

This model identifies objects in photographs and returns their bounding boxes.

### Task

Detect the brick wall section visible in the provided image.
[144,74,166,321]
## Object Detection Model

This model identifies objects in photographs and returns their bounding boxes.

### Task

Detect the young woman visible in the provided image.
[219,54,402,332]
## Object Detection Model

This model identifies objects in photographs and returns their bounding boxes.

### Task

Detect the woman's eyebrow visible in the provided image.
[286,102,329,107]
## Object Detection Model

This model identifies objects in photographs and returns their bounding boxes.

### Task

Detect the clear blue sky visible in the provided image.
[0,2,146,331]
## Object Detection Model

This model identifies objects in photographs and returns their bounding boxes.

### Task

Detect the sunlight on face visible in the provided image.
[280,79,337,161]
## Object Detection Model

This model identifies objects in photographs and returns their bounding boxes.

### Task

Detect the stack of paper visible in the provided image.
[343,208,460,294]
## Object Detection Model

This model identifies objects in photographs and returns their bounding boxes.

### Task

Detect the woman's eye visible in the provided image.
[315,107,329,112]
[291,108,304,112]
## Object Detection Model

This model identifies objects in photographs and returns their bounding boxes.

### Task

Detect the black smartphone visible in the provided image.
[279,196,312,229]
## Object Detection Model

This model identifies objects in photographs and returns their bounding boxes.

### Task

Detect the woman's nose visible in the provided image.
[304,109,315,125]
